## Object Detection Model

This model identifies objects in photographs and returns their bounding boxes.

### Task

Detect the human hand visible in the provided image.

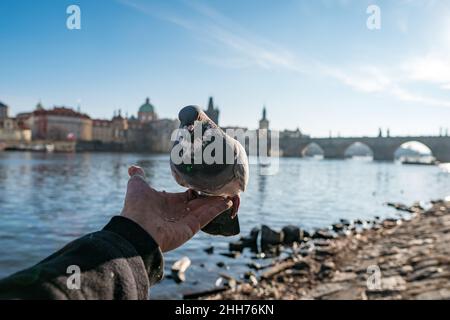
[121,165,233,252]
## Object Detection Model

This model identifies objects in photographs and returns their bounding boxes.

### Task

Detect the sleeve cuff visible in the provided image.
[102,216,164,286]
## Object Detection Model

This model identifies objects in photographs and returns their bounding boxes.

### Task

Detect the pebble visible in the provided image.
[332,223,345,232]
[312,229,335,240]
[282,225,303,245]
[261,225,284,248]
[247,262,263,270]
[171,256,191,283]
[229,241,244,252]
[204,246,214,254]
[293,261,310,271]
[220,252,241,259]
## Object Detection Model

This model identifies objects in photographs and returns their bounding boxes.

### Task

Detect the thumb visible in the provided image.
[125,165,151,198]
[128,165,145,178]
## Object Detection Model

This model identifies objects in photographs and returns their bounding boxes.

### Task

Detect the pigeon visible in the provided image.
[170,105,249,236]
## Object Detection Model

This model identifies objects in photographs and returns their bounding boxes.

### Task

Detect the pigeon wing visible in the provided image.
[233,139,249,193]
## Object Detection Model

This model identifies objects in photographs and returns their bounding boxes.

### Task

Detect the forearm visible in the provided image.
[0,216,164,300]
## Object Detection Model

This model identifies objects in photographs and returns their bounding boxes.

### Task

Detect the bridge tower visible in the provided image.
[259,106,269,130]
[205,96,219,125]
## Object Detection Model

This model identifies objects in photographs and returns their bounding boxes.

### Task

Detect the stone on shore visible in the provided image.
[204,246,214,254]
[261,225,284,249]
[332,223,345,232]
[386,202,414,213]
[220,251,241,259]
[282,225,304,245]
[312,229,335,240]
[171,256,191,283]
[229,241,245,252]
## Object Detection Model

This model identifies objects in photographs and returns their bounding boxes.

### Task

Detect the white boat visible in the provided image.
[31,144,46,152]
[45,144,55,153]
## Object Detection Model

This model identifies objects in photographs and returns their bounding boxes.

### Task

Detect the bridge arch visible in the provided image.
[302,142,324,158]
[394,141,435,163]
[344,142,374,160]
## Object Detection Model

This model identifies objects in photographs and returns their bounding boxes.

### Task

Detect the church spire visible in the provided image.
[36,100,44,110]
[259,105,269,130]
[207,96,214,111]
[204,96,219,124]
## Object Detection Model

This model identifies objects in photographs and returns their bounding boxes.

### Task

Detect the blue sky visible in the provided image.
[1,0,450,137]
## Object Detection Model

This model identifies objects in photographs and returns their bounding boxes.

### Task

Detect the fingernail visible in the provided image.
[128,165,144,177]
[128,166,136,176]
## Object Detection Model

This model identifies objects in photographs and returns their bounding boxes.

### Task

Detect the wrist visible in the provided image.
[103,216,164,285]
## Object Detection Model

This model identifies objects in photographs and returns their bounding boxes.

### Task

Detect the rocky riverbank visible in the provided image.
[198,200,450,300]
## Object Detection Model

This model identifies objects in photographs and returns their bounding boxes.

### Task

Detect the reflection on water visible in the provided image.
[439,163,450,173]
[0,152,449,299]
[257,173,267,211]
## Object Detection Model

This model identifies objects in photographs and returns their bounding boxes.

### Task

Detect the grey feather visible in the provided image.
[170,105,249,236]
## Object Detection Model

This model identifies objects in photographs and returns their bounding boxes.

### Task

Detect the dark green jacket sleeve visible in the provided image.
[0,216,164,300]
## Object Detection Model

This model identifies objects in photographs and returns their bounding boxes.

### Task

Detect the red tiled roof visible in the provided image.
[33,107,91,119]
[16,112,32,118]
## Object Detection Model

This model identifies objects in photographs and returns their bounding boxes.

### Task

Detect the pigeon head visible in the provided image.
[178,105,200,127]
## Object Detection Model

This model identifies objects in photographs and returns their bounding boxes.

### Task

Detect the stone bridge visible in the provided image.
[280,136,450,162]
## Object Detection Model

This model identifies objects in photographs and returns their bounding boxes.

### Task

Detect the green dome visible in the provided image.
[139,98,155,113]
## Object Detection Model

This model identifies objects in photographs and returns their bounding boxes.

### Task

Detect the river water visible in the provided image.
[0,151,449,298]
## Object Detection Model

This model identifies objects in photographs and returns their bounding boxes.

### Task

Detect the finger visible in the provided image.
[188,198,233,230]
[155,189,193,203]
[185,199,205,211]
[186,195,226,211]
[126,166,153,197]
[128,165,145,178]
